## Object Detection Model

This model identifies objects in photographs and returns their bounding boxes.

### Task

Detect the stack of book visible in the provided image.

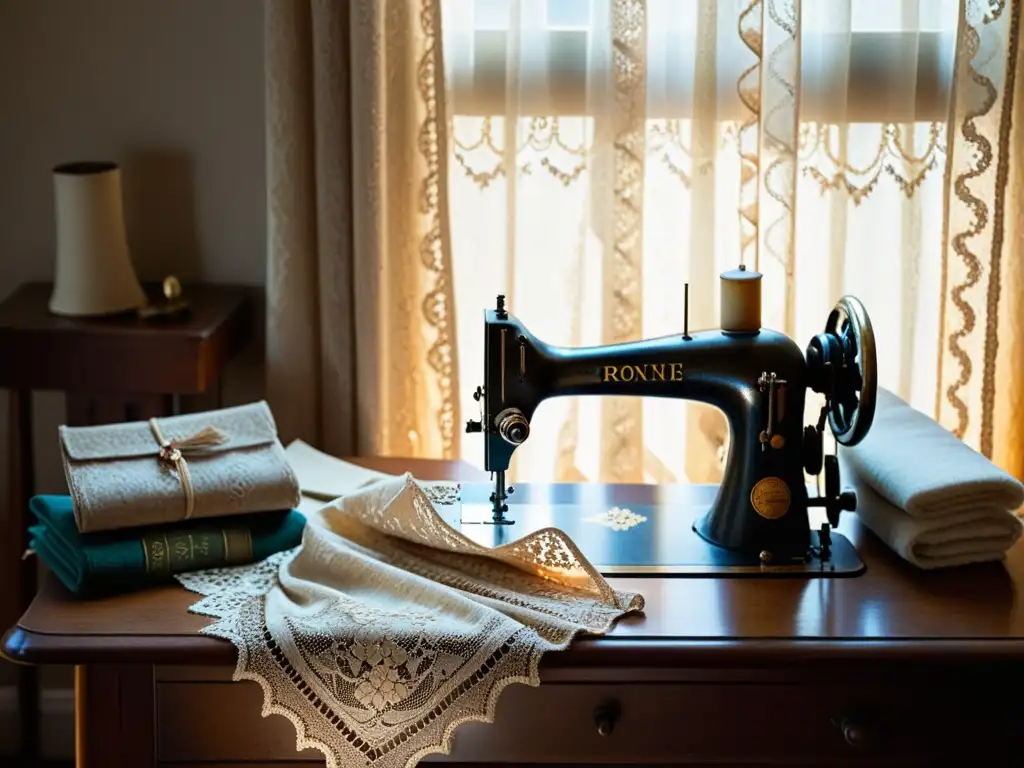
[28,401,305,597]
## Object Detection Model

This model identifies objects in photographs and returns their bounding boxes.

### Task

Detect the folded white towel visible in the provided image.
[839,459,1022,568]
[839,388,1024,569]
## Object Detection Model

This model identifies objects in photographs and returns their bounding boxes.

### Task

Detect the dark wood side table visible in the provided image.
[0,281,252,760]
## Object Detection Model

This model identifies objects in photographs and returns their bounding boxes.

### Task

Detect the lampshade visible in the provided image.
[49,161,146,317]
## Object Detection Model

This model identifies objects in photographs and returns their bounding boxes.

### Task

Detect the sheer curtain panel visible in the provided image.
[265,0,460,460]
[441,0,1024,483]
[263,0,1023,482]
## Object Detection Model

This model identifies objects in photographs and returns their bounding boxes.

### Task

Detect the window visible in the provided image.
[445,0,959,122]
[441,0,962,483]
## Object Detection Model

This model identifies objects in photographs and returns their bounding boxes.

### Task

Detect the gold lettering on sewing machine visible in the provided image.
[601,362,683,383]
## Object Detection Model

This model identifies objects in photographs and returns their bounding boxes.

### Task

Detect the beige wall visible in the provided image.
[0,0,267,749]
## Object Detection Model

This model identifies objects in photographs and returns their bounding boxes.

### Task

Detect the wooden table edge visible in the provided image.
[7,624,1024,668]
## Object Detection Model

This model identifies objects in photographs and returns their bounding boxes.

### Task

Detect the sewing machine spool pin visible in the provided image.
[682,283,691,341]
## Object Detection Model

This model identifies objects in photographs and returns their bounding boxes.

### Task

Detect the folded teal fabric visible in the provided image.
[29,495,305,597]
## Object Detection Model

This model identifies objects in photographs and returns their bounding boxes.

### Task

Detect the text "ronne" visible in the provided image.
[602,363,683,382]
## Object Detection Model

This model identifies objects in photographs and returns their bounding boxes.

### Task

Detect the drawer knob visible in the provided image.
[832,714,869,747]
[594,700,620,737]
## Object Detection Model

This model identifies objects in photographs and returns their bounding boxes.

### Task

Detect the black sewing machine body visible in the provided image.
[465,278,877,576]
[478,313,814,558]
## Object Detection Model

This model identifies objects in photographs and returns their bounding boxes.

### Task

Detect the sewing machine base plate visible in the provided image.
[437,486,865,578]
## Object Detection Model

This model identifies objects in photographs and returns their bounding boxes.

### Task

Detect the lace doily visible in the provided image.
[178,473,643,768]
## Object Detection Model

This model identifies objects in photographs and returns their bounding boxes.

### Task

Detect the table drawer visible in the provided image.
[157,678,1019,764]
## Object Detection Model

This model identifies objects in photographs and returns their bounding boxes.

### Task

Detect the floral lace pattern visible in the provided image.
[420,483,460,505]
[585,507,648,532]
[178,474,642,768]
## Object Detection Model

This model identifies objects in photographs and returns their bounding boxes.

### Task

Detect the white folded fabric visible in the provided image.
[283,439,464,517]
[284,439,390,499]
[839,388,1024,569]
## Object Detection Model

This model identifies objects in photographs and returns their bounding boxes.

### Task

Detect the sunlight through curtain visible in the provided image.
[263,0,1022,482]
[438,0,1023,483]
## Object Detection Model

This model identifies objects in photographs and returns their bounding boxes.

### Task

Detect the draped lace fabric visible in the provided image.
[178,474,643,768]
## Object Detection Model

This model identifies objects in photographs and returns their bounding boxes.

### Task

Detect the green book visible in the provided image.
[29,495,306,597]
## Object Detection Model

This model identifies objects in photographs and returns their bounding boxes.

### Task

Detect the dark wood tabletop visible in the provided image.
[6,456,1024,670]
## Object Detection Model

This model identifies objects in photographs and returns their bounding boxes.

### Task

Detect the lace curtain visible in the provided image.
[264,0,1023,482]
[265,0,459,460]
[442,0,1024,483]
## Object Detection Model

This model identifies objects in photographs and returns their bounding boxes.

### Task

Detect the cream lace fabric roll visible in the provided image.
[178,473,643,768]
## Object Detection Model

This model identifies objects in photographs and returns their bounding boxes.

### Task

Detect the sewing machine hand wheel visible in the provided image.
[806,296,877,447]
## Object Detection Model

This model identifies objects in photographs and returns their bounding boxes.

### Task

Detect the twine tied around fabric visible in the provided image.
[149,419,227,520]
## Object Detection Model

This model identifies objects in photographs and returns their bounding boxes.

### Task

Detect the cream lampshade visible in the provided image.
[49,161,146,317]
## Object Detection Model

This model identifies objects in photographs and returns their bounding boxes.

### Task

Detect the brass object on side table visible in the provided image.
[138,275,191,321]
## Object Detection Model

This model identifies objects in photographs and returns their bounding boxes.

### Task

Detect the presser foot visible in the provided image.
[486,473,515,525]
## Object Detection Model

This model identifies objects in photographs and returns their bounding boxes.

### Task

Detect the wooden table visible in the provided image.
[5,457,1024,766]
[0,281,251,758]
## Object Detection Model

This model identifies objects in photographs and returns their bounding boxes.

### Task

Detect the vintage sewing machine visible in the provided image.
[459,266,877,577]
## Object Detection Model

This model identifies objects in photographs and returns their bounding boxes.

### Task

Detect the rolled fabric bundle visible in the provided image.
[29,495,306,596]
[60,401,300,533]
[839,388,1024,569]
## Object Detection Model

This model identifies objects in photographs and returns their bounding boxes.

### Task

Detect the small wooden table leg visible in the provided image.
[6,388,38,759]
[75,664,156,768]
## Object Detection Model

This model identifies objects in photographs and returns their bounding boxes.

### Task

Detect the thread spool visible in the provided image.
[720,266,762,333]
